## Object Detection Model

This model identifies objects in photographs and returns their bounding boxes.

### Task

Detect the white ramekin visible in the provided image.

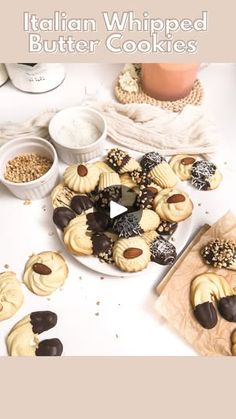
[49,106,106,164]
[0,136,59,200]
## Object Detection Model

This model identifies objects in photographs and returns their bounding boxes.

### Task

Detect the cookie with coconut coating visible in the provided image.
[140,152,177,188]
[191,160,222,190]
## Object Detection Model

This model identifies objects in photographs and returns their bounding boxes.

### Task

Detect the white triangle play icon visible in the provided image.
[110,201,127,219]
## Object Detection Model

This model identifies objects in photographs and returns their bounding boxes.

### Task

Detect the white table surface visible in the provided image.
[0,63,236,356]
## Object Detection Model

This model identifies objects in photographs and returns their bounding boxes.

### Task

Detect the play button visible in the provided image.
[110,201,127,219]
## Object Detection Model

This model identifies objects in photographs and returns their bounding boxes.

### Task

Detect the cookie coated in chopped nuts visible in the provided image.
[201,239,236,270]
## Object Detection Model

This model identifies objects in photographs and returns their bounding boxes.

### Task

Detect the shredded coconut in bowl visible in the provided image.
[60,119,101,147]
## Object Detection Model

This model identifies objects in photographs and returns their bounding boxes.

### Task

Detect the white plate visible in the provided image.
[56,214,192,277]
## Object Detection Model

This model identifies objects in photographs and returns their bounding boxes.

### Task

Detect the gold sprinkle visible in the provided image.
[95,312,99,316]
[4,264,9,269]
[96,301,100,306]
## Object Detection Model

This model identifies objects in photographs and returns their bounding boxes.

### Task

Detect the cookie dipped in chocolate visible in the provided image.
[36,338,63,356]
[92,233,112,256]
[53,207,76,230]
[157,221,178,237]
[194,301,218,329]
[218,295,236,322]
[71,194,93,214]
[150,237,177,265]
[30,311,57,334]
[87,212,110,233]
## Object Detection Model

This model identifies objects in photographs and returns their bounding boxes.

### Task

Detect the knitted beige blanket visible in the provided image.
[0,102,219,156]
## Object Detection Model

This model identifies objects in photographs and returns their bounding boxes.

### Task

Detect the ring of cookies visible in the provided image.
[51,148,222,273]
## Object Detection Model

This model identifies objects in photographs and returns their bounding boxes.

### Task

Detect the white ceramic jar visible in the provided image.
[0,64,8,87]
[5,63,65,93]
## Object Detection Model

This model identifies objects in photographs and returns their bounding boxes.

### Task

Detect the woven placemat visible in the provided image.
[115,78,203,112]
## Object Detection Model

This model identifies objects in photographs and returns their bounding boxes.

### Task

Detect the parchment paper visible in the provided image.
[155,211,236,356]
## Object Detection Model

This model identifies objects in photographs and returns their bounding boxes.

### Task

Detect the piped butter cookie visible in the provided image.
[7,311,63,356]
[63,163,100,193]
[23,252,68,296]
[191,160,222,190]
[191,273,236,329]
[51,183,77,208]
[106,148,141,174]
[0,272,24,321]
[112,209,160,238]
[113,236,151,272]
[140,152,177,188]
[169,155,200,181]
[153,188,193,222]
[201,239,236,270]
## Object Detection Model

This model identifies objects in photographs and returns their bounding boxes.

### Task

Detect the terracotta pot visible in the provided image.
[141,63,200,101]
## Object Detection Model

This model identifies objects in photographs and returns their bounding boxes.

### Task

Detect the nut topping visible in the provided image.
[123,248,143,259]
[180,157,196,165]
[77,165,88,177]
[167,194,185,204]
[32,263,52,275]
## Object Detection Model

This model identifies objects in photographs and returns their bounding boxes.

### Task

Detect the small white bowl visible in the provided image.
[0,136,59,200]
[49,106,106,164]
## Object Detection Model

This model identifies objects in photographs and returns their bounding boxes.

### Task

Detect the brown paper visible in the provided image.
[155,211,236,356]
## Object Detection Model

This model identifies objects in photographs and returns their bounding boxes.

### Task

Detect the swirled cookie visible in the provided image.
[64,216,93,256]
[23,252,68,296]
[63,163,100,193]
[113,236,151,272]
[153,188,193,222]
[7,311,63,356]
[0,272,24,321]
[191,160,222,190]
[140,152,177,188]
[169,155,200,181]
[93,160,115,174]
[51,183,77,208]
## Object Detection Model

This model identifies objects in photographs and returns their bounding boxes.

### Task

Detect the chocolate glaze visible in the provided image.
[218,296,236,322]
[191,160,216,191]
[92,233,112,255]
[53,207,76,230]
[36,338,63,356]
[157,221,178,237]
[112,211,142,238]
[150,237,177,265]
[30,311,57,334]
[87,212,110,232]
[140,152,166,172]
[93,186,122,210]
[194,302,217,329]
[71,194,93,214]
